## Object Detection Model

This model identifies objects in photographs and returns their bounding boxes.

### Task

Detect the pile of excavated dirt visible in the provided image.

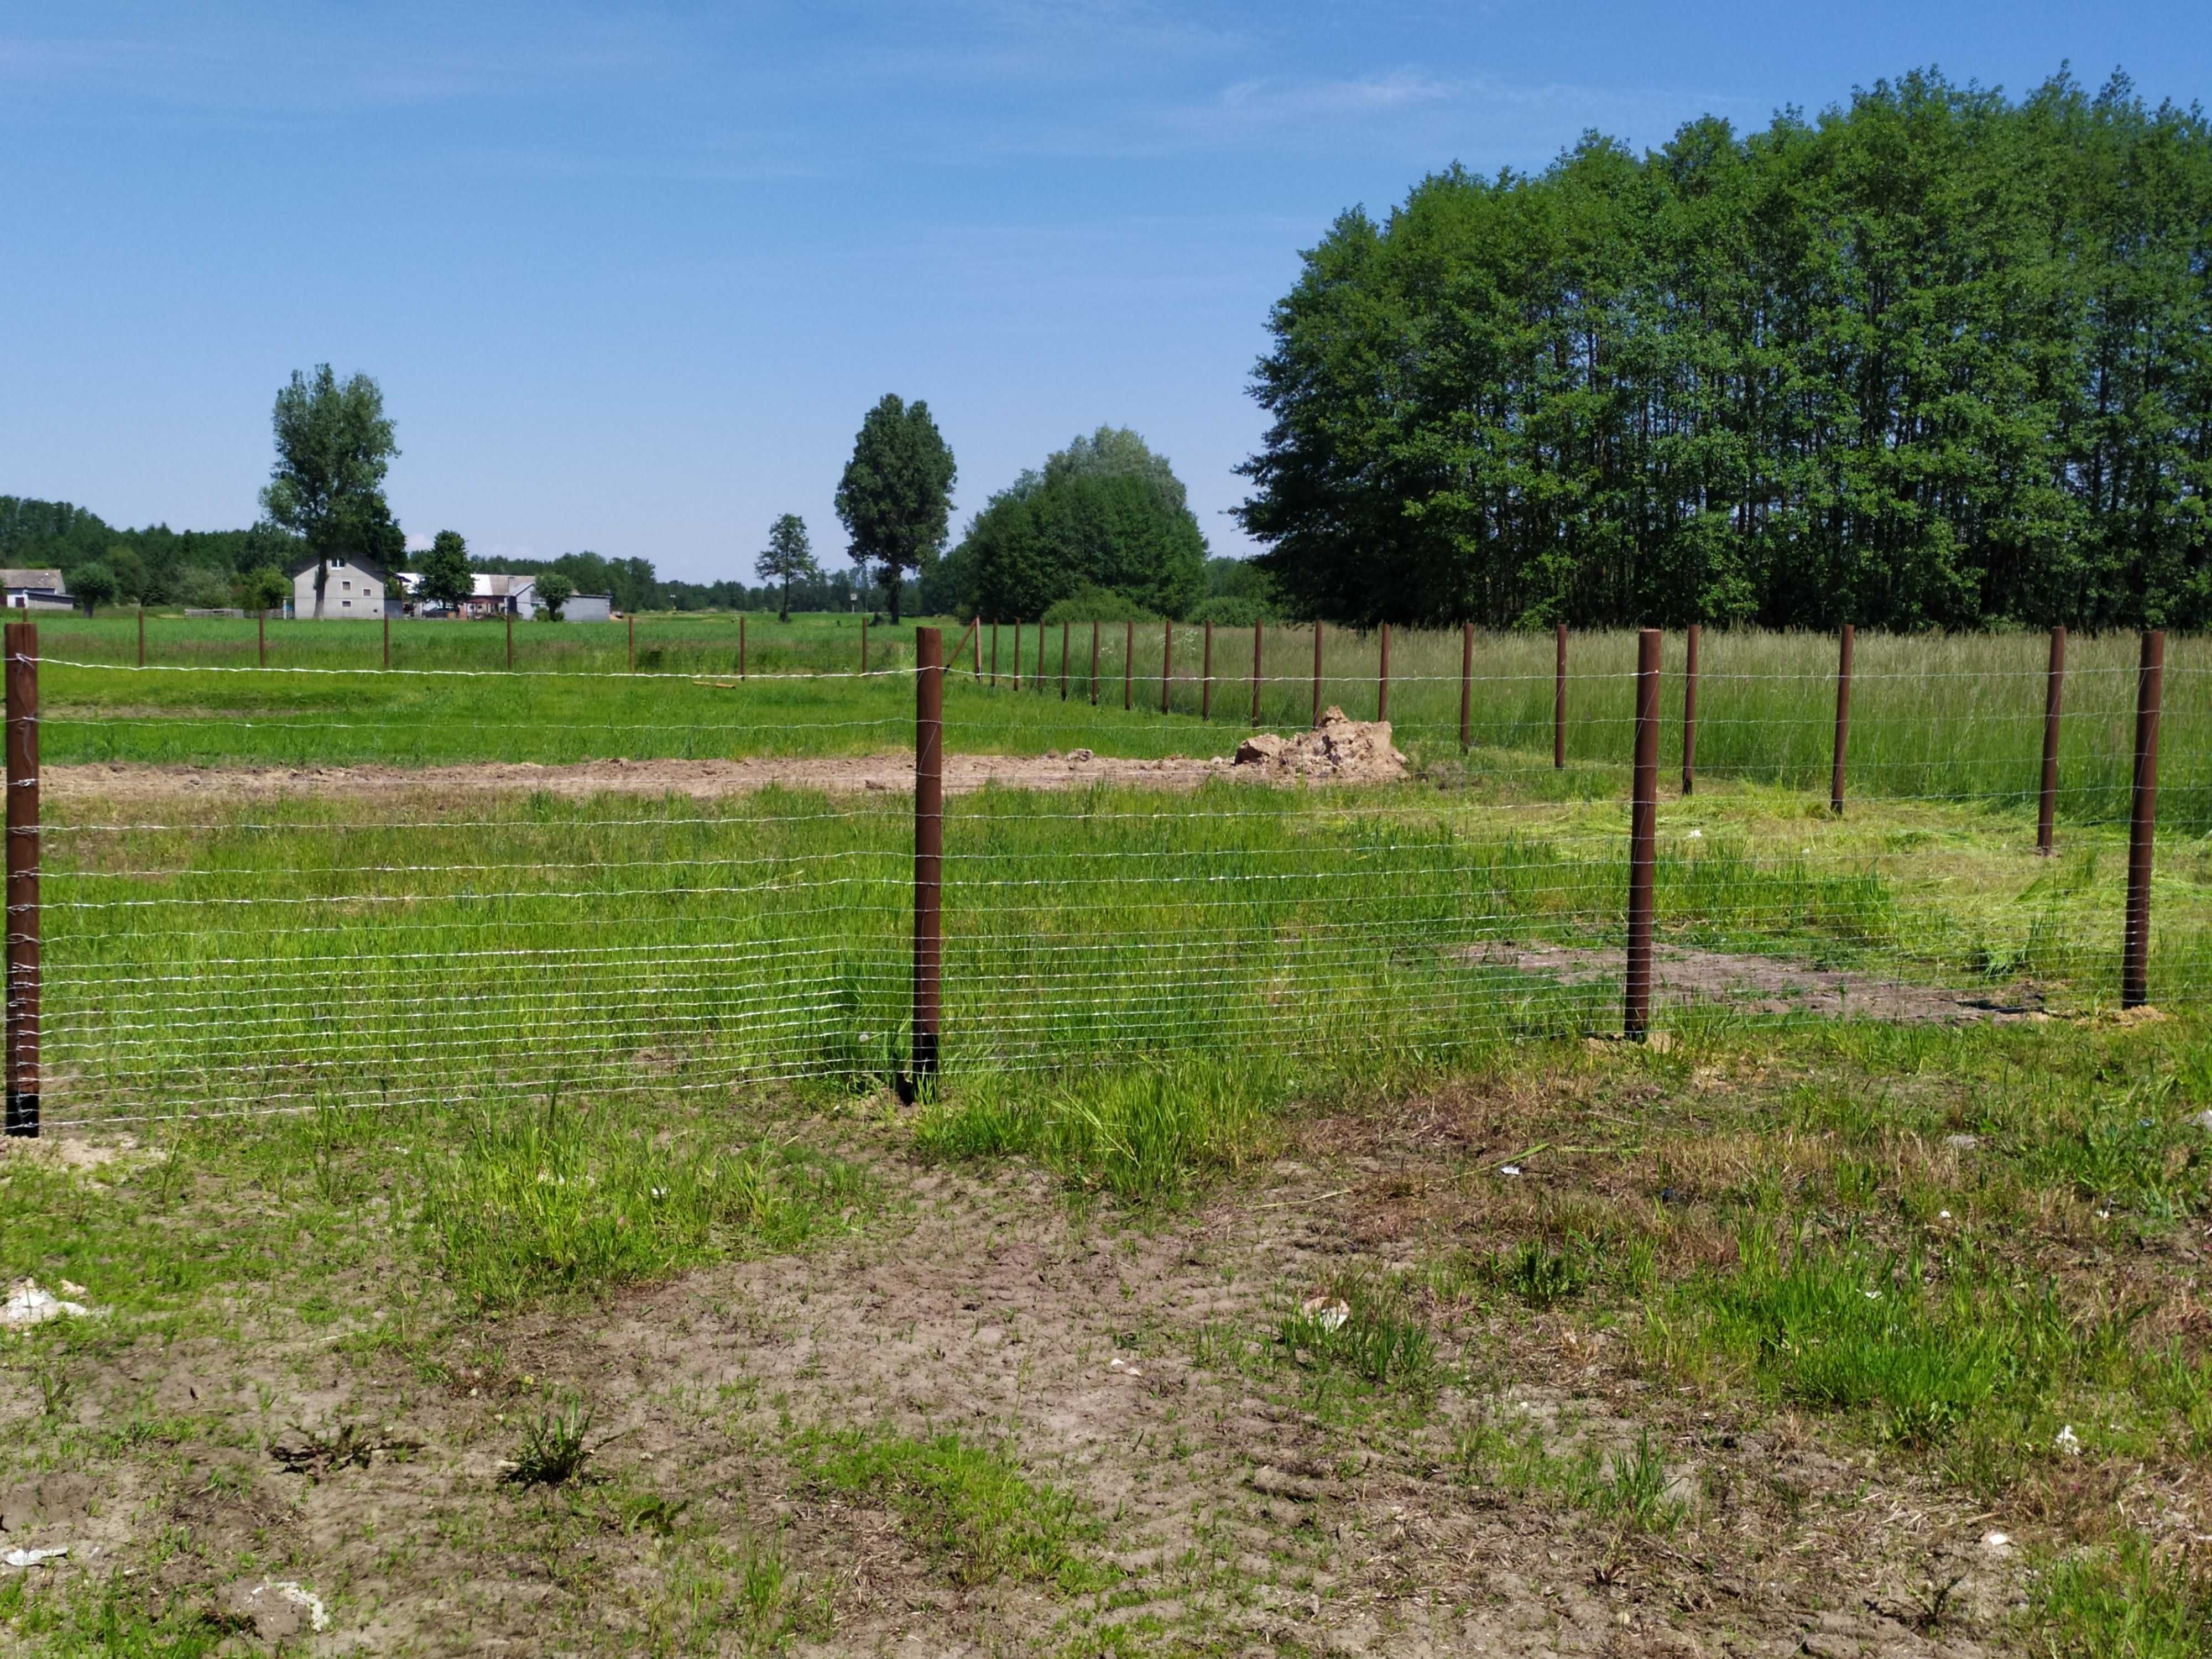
[1229,706,1409,783]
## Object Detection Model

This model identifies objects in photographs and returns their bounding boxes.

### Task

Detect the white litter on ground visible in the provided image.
[2,1279,93,1329]
[1300,1296,1351,1332]
[3,1547,68,1568]
[2056,1424,2083,1456]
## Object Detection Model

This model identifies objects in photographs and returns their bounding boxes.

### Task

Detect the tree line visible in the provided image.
[1239,69,2212,632]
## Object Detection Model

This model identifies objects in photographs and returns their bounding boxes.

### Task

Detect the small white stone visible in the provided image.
[2056,1424,2082,1456]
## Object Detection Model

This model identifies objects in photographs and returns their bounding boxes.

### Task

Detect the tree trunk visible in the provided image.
[886,570,901,624]
[312,557,327,620]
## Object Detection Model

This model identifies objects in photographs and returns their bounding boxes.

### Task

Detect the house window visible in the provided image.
[342,581,352,591]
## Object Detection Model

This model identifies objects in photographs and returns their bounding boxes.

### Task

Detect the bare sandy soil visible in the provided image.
[1462,942,2047,1026]
[3,1097,2029,1657]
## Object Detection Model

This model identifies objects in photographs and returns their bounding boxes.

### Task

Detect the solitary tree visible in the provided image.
[260,366,400,618]
[834,395,954,623]
[755,514,818,621]
[73,561,119,615]
[536,572,576,620]
[418,530,473,614]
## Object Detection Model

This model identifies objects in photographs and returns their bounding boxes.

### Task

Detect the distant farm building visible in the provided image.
[559,593,613,622]
[3,570,72,612]
[286,556,393,618]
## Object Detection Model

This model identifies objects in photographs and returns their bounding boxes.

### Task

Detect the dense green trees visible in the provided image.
[1239,70,2212,631]
[836,395,956,623]
[262,366,404,616]
[947,426,1208,620]
[0,498,302,606]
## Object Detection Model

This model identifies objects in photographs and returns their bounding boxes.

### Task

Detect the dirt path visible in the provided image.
[1463,940,2046,1024]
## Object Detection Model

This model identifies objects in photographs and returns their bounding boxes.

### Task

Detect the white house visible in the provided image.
[561,593,614,623]
[286,555,391,619]
[2,570,72,612]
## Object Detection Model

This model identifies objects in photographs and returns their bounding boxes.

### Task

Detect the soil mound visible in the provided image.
[1230,707,1408,783]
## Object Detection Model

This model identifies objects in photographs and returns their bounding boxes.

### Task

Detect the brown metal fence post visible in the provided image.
[1553,623,1567,768]
[2122,629,2165,1008]
[1459,622,1473,749]
[1830,624,1854,815]
[1378,623,1391,721]
[908,625,944,1096]
[1251,620,1264,726]
[6,623,37,1136]
[1060,622,1070,700]
[1311,620,1323,728]
[2037,625,2065,854]
[1202,620,1213,720]
[1682,623,1700,796]
[1090,620,1099,705]
[1161,620,1172,714]
[1124,620,1133,710]
[1625,627,1661,1042]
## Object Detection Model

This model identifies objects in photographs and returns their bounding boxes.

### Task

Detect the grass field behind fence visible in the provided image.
[29,617,2212,831]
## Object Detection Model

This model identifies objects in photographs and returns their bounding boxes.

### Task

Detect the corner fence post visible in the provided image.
[1553,623,1567,768]
[1090,620,1099,705]
[1378,623,1391,721]
[1311,620,1323,728]
[907,625,944,1098]
[1682,622,1700,796]
[1251,619,1264,726]
[2122,628,2165,1009]
[6,622,38,1136]
[1459,622,1473,749]
[1830,624,1854,815]
[1202,620,1213,720]
[1161,619,1172,715]
[2038,624,2065,854]
[1625,627,1661,1042]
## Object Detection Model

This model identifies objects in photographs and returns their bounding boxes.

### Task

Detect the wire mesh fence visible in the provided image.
[8,622,2206,1136]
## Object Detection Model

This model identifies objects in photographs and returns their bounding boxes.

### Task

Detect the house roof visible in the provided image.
[1,570,66,593]
[284,553,395,584]
[472,573,535,598]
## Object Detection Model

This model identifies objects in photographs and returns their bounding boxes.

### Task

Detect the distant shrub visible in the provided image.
[1040,584,1159,625]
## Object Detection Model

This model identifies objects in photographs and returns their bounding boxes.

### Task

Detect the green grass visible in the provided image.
[2034,1537,2212,1658]
[0,1573,236,1658]
[799,1430,1113,1594]
[29,618,2212,831]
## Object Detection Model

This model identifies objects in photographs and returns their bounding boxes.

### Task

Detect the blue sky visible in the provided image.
[4,3,2208,581]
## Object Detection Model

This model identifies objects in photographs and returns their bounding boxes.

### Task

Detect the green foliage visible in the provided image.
[835,394,956,622]
[417,529,472,610]
[534,572,575,619]
[0,498,301,603]
[802,1430,1112,1593]
[953,427,1207,621]
[239,566,288,613]
[71,560,118,613]
[2034,1537,2212,1658]
[262,365,403,609]
[915,1060,1281,1200]
[1040,583,1158,624]
[1241,69,2212,630]
[755,513,818,620]
[508,1402,595,1486]
[415,1097,863,1306]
